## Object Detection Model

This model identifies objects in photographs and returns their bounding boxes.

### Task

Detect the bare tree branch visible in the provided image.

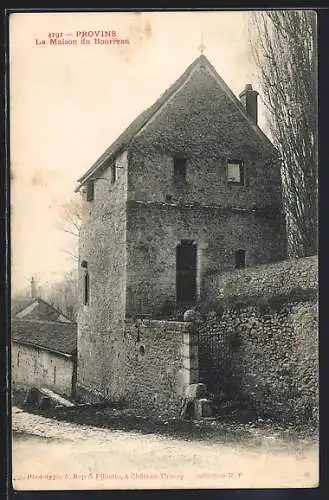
[249,11,317,257]
[57,195,83,262]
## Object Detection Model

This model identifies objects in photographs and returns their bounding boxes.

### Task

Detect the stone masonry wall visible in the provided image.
[126,203,286,316]
[203,255,317,305]
[77,316,198,415]
[123,319,198,417]
[12,342,74,398]
[128,63,283,212]
[198,256,318,424]
[77,151,128,400]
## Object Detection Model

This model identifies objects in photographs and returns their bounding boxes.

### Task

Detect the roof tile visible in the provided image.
[11,319,77,356]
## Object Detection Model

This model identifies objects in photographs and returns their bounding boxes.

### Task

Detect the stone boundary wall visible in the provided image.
[198,256,318,424]
[203,255,318,306]
[76,319,198,415]
[123,319,198,416]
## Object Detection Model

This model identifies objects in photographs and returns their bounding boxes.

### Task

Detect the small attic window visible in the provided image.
[173,156,187,182]
[227,161,244,185]
[111,163,116,184]
[86,180,94,201]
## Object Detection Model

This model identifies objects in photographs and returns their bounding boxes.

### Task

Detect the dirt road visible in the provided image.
[12,407,318,490]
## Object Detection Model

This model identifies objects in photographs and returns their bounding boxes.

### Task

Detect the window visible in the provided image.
[81,260,89,306]
[139,345,145,356]
[235,249,246,269]
[84,272,90,306]
[53,366,56,384]
[86,180,94,201]
[227,161,244,185]
[173,156,187,182]
[111,163,116,184]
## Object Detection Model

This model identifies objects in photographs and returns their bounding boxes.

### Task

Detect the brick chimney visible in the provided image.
[239,84,259,124]
[30,276,37,299]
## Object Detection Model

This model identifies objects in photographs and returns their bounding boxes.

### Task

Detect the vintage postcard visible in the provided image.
[9,10,319,490]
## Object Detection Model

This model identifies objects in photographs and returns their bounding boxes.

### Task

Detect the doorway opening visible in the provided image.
[176,240,197,305]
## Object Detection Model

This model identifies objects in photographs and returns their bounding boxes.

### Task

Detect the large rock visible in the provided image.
[183,309,198,322]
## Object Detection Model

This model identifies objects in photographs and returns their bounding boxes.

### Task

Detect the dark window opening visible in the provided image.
[176,240,197,304]
[227,161,244,185]
[139,345,145,356]
[53,366,56,384]
[111,163,116,184]
[84,272,90,305]
[235,249,246,269]
[165,194,173,203]
[86,180,94,201]
[173,156,187,182]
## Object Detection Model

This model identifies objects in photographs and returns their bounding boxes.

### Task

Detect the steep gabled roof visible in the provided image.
[11,298,35,317]
[11,297,72,323]
[11,319,77,356]
[76,54,276,190]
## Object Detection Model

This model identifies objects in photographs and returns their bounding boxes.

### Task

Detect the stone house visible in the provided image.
[11,319,77,399]
[76,54,287,404]
[11,286,77,399]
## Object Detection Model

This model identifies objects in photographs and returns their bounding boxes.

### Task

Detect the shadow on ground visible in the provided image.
[13,402,317,448]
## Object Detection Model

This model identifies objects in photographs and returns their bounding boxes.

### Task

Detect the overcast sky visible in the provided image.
[10,10,267,293]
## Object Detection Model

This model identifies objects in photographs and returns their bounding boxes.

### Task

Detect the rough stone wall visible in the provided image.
[77,151,128,400]
[198,256,318,424]
[11,342,74,398]
[122,319,198,416]
[203,255,318,305]
[126,203,286,316]
[128,64,283,212]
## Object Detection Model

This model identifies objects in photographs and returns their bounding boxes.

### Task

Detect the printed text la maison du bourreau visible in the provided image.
[35,30,130,46]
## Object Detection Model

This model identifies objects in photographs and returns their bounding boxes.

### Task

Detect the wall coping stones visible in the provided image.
[208,254,317,281]
[204,255,318,307]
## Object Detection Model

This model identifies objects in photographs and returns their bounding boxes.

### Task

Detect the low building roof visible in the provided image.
[11,319,77,357]
[11,297,72,323]
[11,298,35,317]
